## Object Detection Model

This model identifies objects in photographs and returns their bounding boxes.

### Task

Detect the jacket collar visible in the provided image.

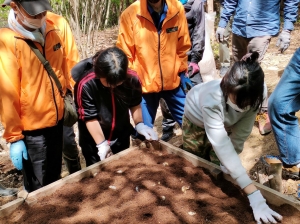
[139,0,180,24]
[44,16,59,35]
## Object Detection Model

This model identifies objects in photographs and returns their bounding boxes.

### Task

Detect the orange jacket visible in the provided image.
[116,0,191,93]
[0,12,79,143]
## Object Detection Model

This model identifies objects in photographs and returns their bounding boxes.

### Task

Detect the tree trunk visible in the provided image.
[104,0,111,28]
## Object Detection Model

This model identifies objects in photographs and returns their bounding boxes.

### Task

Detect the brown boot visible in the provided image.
[255,112,272,135]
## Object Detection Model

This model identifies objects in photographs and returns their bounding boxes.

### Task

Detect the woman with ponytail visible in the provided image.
[72,47,158,166]
[182,52,282,224]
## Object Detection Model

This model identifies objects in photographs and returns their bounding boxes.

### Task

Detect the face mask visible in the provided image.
[148,0,160,4]
[16,6,46,29]
[227,98,250,113]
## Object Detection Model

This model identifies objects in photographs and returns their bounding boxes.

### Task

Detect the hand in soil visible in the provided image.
[248,190,282,224]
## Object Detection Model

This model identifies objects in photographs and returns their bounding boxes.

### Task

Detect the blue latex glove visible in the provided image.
[10,140,28,170]
[180,72,194,93]
[179,0,188,4]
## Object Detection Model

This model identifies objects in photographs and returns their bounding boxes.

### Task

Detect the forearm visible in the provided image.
[190,1,205,63]
[0,66,23,142]
[116,13,135,69]
[218,0,238,28]
[178,9,191,72]
[130,104,143,125]
[86,119,105,145]
[283,0,299,31]
[243,183,257,195]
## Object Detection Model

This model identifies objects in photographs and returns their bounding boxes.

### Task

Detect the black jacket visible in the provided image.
[184,0,205,63]
[72,57,142,142]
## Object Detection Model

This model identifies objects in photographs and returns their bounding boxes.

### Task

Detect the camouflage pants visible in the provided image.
[182,115,220,165]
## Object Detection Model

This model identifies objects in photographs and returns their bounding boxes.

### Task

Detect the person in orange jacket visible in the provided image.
[117,0,191,134]
[0,0,79,192]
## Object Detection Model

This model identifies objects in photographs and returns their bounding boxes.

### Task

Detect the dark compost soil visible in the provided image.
[3,147,300,224]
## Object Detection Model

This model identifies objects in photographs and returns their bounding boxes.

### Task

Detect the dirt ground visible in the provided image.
[3,147,300,224]
[1,21,300,210]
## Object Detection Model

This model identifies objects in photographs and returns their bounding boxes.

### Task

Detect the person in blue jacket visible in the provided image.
[268,48,300,179]
[216,0,300,136]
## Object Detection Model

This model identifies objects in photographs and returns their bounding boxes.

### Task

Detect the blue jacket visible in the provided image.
[219,0,299,38]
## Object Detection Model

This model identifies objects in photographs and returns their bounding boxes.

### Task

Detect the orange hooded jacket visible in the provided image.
[116,0,191,93]
[0,12,79,143]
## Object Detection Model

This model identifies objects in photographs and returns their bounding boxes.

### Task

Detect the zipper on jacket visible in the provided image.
[108,89,116,143]
[138,11,180,91]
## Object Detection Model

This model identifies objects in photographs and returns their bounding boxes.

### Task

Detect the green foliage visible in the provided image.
[0,5,9,28]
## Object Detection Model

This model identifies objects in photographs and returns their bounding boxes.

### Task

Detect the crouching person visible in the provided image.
[182,52,282,223]
[73,47,158,166]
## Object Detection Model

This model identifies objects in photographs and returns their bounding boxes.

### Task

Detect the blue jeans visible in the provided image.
[141,85,186,128]
[268,48,300,165]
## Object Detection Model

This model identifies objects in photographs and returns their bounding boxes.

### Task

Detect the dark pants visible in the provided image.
[79,125,131,167]
[63,126,79,160]
[232,33,271,63]
[142,85,186,128]
[22,120,63,192]
[160,71,203,134]
[232,33,271,112]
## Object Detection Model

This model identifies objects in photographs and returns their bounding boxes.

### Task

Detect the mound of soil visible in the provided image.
[4,147,300,224]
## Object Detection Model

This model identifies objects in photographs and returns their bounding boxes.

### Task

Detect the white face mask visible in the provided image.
[227,98,250,113]
[16,6,46,29]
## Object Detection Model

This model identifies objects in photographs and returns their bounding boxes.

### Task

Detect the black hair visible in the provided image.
[93,47,128,87]
[220,52,264,111]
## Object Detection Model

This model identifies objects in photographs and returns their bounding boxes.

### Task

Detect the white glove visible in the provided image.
[96,140,113,161]
[248,190,282,224]
[136,123,158,140]
[215,27,225,42]
[220,164,229,174]
[276,30,290,53]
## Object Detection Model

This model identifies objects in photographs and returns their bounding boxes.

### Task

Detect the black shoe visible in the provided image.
[220,66,230,77]
[160,132,175,142]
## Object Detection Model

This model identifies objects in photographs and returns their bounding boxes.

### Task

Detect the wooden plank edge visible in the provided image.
[0,146,139,218]
[160,140,300,211]
[0,198,24,219]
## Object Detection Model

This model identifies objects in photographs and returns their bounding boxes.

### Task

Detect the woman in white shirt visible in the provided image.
[183,52,282,224]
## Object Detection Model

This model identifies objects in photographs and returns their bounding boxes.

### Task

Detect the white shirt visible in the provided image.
[184,79,267,189]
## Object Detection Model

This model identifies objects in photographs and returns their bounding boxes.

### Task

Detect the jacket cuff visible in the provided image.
[283,21,294,31]
[191,54,202,64]
[218,20,227,28]
[7,135,24,143]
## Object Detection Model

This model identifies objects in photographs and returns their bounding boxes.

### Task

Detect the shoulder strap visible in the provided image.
[24,39,64,97]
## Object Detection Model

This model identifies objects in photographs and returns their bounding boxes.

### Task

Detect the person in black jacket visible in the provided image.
[72,47,158,166]
[160,0,205,142]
